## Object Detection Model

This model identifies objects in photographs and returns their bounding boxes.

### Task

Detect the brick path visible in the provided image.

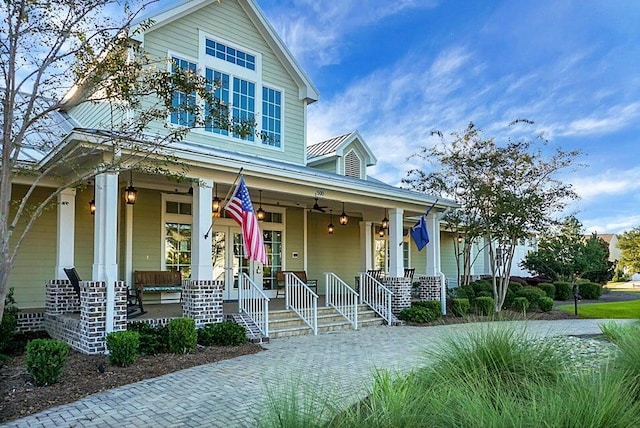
[2,319,630,428]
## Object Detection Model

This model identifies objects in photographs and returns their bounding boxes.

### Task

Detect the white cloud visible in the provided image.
[571,167,640,201]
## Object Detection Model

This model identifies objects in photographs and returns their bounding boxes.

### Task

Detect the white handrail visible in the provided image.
[285,272,318,335]
[359,272,393,324]
[324,272,358,330]
[239,273,270,337]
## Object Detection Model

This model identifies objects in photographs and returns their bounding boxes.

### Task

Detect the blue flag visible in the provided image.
[410,215,430,251]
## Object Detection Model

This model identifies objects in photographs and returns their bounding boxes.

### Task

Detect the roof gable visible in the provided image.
[307,130,377,166]
[131,0,318,103]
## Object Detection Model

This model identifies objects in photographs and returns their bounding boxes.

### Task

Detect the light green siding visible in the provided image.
[440,232,459,283]
[9,185,57,309]
[139,0,307,165]
[410,242,427,275]
[284,207,304,270]
[307,212,361,293]
[132,189,163,271]
[310,161,337,174]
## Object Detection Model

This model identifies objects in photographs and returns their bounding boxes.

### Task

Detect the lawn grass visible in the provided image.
[556,299,640,319]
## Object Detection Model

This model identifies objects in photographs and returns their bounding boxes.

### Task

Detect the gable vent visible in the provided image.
[345,150,361,179]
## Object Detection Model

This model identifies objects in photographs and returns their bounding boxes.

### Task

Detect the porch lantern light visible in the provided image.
[212,183,221,217]
[378,227,385,238]
[339,202,348,226]
[89,198,96,215]
[124,170,137,205]
[381,209,389,230]
[457,234,463,243]
[256,190,266,221]
[327,210,335,234]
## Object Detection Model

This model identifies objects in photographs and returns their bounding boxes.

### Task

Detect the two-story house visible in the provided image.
[8,0,459,351]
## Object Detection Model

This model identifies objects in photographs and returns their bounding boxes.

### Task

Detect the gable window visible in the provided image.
[262,86,282,146]
[205,39,255,71]
[205,68,230,135]
[345,150,361,178]
[170,57,197,126]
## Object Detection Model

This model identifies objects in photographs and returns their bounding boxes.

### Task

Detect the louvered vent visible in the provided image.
[345,150,361,178]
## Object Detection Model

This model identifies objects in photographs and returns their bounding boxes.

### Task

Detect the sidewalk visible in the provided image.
[2,319,631,428]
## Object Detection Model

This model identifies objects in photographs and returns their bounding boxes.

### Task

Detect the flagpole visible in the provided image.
[204,167,244,239]
[424,198,439,216]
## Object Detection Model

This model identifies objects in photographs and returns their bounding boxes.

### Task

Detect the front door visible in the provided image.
[211,226,261,300]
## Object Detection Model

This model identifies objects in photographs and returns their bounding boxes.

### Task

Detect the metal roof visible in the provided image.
[306,132,353,159]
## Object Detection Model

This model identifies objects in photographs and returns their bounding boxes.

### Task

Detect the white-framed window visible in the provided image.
[262,86,282,146]
[170,56,198,127]
[162,194,194,278]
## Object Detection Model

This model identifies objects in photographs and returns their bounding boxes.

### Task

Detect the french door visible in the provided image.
[211,226,261,300]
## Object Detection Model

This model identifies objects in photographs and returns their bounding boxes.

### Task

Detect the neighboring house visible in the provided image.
[7,0,458,350]
[589,233,620,263]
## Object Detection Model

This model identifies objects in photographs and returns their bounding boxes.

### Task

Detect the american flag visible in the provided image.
[224,177,268,265]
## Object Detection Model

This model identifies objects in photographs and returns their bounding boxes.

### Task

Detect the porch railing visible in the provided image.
[239,273,270,337]
[359,272,393,325]
[285,272,318,335]
[324,272,358,330]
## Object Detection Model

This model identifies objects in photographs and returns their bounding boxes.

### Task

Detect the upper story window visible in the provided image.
[205,39,255,71]
[262,86,282,146]
[232,77,255,142]
[205,68,230,136]
[171,57,197,126]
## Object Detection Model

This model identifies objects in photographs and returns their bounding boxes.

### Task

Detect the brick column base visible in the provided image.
[383,277,411,315]
[45,280,127,355]
[183,280,224,328]
[416,275,442,301]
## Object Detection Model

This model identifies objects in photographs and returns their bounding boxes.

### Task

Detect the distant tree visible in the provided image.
[405,121,579,312]
[0,0,256,322]
[580,233,614,284]
[522,218,614,284]
[618,226,640,274]
[521,216,586,281]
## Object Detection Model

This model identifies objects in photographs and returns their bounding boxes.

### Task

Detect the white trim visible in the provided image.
[55,188,76,279]
[191,178,214,280]
[389,208,404,277]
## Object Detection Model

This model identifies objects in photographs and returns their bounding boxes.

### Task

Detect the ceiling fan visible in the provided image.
[311,197,328,213]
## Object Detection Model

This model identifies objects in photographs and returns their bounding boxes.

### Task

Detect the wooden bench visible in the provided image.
[275,271,318,297]
[134,270,183,312]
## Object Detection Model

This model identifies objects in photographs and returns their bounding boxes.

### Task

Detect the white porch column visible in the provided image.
[125,203,134,286]
[425,212,441,275]
[359,221,373,271]
[425,211,447,314]
[388,208,404,277]
[92,172,119,333]
[55,188,76,279]
[191,178,213,280]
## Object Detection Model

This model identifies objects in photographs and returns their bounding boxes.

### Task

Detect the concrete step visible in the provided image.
[267,305,386,339]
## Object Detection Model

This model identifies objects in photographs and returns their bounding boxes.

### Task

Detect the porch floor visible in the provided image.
[129,296,329,321]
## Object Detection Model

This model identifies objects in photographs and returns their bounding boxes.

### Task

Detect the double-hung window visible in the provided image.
[205,68,230,135]
[232,77,255,142]
[170,57,197,127]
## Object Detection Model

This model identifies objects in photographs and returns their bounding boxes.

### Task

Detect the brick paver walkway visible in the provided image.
[3,319,630,428]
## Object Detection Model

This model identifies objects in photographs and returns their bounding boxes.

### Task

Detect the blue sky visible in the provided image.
[141,1,640,234]
[254,0,640,235]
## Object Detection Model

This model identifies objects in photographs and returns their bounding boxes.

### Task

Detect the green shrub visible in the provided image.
[516,286,547,310]
[127,321,169,355]
[106,330,139,367]
[474,296,494,316]
[554,282,572,300]
[198,321,247,346]
[398,305,440,323]
[450,298,470,317]
[579,282,602,300]
[539,296,554,313]
[454,284,475,301]
[512,297,530,313]
[471,280,493,297]
[537,283,556,299]
[0,288,19,355]
[168,317,197,354]
[412,300,441,315]
[25,339,69,385]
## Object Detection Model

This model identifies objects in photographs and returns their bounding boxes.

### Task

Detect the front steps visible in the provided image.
[267,304,385,339]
